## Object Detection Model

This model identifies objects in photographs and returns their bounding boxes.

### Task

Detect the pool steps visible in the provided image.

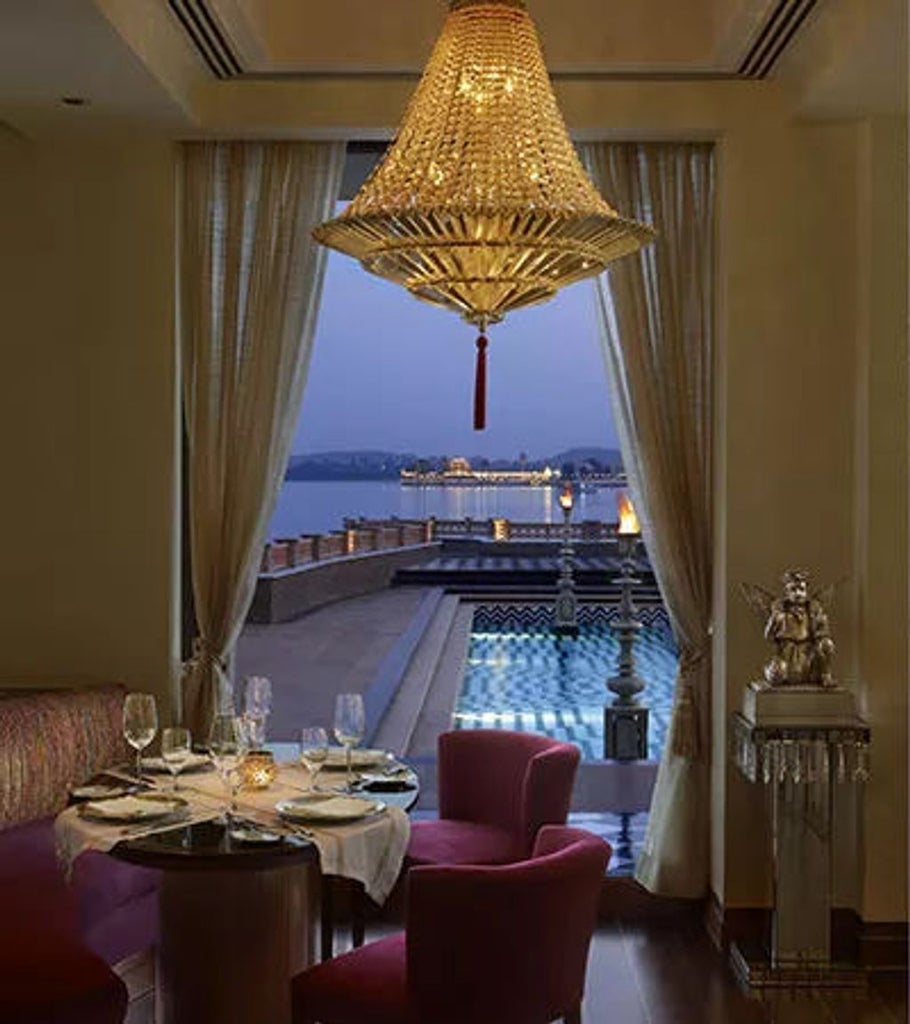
[369,591,460,756]
[407,603,474,758]
[361,588,446,744]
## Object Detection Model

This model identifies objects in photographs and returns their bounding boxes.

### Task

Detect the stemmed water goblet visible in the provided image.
[242,675,272,749]
[299,727,328,792]
[208,714,249,825]
[160,726,192,793]
[123,693,159,780]
[333,694,365,792]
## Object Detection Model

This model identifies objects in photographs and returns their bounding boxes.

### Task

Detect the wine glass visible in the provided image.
[208,714,249,825]
[123,693,158,780]
[299,727,328,792]
[242,676,272,749]
[161,726,192,792]
[333,694,365,792]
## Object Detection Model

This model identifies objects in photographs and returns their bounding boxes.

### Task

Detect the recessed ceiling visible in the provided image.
[185,0,823,79]
[0,0,901,140]
[0,0,193,132]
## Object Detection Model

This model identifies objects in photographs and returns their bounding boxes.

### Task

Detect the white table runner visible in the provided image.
[54,763,410,904]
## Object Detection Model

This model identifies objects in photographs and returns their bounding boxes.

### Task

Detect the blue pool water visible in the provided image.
[454,605,678,761]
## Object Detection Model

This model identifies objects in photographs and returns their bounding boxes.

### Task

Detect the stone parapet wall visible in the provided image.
[376,526,402,550]
[345,527,377,553]
[402,523,427,545]
[249,543,441,623]
[261,520,443,578]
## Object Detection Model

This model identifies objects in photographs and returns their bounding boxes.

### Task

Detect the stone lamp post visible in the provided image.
[553,482,579,637]
[604,494,649,760]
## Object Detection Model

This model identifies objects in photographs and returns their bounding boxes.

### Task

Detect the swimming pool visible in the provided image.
[453,604,678,761]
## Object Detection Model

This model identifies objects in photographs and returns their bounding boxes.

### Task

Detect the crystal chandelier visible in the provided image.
[313,0,655,428]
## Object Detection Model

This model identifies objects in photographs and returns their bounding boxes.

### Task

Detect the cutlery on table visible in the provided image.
[117,812,215,840]
[231,813,317,843]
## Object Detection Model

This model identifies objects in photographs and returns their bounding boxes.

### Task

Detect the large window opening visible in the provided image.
[268,204,622,537]
[237,144,674,856]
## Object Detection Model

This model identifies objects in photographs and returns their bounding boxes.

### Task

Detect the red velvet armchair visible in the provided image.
[407,730,581,867]
[292,825,610,1024]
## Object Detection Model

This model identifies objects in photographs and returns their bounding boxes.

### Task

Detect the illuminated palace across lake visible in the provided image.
[400,457,626,488]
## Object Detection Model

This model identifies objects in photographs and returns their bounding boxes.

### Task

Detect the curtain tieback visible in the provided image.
[185,637,228,676]
[678,647,708,675]
[670,645,709,761]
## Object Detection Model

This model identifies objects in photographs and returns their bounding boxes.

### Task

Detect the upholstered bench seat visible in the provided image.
[0,685,160,970]
[0,817,158,958]
[0,930,129,1024]
[0,819,78,938]
[73,848,160,964]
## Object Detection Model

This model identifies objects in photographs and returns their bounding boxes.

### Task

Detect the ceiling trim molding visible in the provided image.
[173,0,823,83]
[232,69,746,83]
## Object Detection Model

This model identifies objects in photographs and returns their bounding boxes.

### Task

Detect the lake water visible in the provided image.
[269,480,625,538]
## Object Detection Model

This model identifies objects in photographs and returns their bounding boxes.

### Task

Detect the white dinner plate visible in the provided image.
[276,795,386,824]
[79,793,188,824]
[70,783,134,801]
[320,748,391,771]
[141,753,212,774]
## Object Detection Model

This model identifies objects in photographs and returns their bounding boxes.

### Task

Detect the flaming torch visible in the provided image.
[604,492,649,760]
[617,492,641,537]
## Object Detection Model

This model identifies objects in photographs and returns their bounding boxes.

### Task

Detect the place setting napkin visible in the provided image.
[54,789,223,872]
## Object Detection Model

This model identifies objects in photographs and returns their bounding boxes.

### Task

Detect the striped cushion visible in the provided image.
[0,687,130,828]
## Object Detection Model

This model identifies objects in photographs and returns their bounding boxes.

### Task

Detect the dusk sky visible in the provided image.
[293,221,620,461]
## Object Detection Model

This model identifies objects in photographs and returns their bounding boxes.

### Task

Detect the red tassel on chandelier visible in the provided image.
[473,333,488,431]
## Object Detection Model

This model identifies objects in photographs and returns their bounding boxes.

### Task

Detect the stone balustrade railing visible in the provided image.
[261,516,627,574]
[261,520,433,574]
[402,516,618,542]
[500,520,619,542]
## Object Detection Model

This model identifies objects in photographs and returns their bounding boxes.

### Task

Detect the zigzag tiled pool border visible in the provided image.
[453,603,678,761]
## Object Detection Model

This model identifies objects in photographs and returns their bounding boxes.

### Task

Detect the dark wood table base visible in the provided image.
[115,821,319,1024]
[321,876,368,961]
[158,861,319,1024]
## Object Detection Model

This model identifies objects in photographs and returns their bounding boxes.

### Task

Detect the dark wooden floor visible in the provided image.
[356,873,908,1024]
[583,920,906,1024]
[123,912,907,1023]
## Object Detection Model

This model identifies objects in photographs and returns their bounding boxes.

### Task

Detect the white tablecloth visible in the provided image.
[54,763,410,904]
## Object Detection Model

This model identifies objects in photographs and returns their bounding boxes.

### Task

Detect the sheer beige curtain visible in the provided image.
[179,140,345,737]
[583,142,715,898]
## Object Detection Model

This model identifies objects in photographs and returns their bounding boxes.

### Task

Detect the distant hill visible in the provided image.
[546,447,623,471]
[285,450,418,481]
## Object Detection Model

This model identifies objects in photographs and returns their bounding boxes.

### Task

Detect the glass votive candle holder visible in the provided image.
[240,750,278,790]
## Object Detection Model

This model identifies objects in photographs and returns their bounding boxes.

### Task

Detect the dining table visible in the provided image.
[54,751,418,1024]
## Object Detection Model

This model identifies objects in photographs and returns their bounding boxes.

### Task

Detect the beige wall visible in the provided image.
[853,117,908,922]
[0,130,180,718]
[718,117,871,908]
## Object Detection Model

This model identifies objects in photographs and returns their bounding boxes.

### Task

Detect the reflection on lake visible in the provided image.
[269,480,623,538]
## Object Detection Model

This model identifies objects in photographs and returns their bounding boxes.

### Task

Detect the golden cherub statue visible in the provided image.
[740,570,836,687]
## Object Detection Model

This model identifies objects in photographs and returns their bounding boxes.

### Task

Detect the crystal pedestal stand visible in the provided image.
[731,704,870,990]
[604,532,648,759]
